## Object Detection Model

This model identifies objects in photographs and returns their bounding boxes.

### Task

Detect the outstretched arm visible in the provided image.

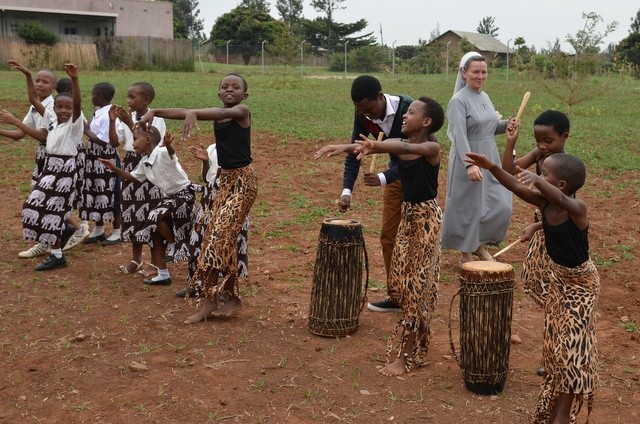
[465,152,545,208]
[64,64,81,122]
[354,134,440,164]
[0,110,47,142]
[516,168,588,228]
[315,143,358,159]
[8,60,45,116]
[97,158,137,182]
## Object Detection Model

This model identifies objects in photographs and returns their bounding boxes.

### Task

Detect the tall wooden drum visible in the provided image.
[308,218,368,337]
[449,261,514,395]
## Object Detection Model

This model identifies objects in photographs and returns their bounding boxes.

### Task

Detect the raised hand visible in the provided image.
[315,144,350,159]
[163,130,174,148]
[181,110,199,140]
[188,145,208,162]
[64,63,78,79]
[0,109,18,125]
[97,158,116,171]
[7,60,30,75]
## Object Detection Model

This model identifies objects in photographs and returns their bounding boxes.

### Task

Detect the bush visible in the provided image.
[16,20,58,46]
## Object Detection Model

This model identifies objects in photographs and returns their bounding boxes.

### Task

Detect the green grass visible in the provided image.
[2,63,638,170]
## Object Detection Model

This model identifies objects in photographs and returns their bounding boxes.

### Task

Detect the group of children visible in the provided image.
[1,63,255,323]
[316,91,598,422]
[1,60,599,422]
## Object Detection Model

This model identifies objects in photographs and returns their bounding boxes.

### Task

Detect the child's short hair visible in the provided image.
[54,92,73,102]
[131,82,156,101]
[418,96,444,134]
[351,75,381,102]
[550,153,585,194]
[92,82,116,102]
[223,73,248,91]
[145,125,162,146]
[56,78,72,94]
[534,110,570,135]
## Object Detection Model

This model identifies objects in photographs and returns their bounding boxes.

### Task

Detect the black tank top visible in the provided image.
[543,210,589,268]
[398,156,439,203]
[213,119,252,169]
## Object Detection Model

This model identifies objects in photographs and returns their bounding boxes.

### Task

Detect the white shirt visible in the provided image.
[130,146,190,196]
[369,94,400,136]
[116,112,166,152]
[205,144,219,184]
[90,104,114,143]
[43,113,85,156]
[22,95,54,130]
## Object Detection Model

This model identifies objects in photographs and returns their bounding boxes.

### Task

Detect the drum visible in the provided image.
[448,261,514,395]
[308,218,368,337]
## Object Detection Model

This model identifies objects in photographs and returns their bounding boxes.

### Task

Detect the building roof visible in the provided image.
[0,5,117,18]
[438,30,513,53]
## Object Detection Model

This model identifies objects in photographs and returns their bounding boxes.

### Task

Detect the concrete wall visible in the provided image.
[0,0,173,39]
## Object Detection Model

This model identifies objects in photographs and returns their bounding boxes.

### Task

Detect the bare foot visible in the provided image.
[378,357,407,377]
[211,296,242,317]
[184,297,218,324]
[473,245,495,261]
[460,252,474,264]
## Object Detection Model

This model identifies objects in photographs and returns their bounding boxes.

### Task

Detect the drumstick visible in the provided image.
[368,132,385,173]
[493,239,521,259]
[515,92,531,120]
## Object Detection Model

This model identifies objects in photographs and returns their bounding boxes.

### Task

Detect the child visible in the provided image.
[0,64,84,271]
[465,151,599,423]
[83,82,122,245]
[342,75,415,313]
[175,143,250,298]
[141,73,257,323]
[99,127,194,285]
[502,110,570,308]
[1,60,58,259]
[108,82,166,274]
[315,97,445,377]
[55,77,91,252]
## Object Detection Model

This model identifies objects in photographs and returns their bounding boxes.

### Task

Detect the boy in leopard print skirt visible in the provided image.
[466,151,599,424]
[316,97,445,377]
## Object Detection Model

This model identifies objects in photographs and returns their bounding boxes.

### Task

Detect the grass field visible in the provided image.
[1,63,639,172]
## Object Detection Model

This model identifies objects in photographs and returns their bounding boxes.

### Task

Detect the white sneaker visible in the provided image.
[63,228,91,251]
[18,243,50,259]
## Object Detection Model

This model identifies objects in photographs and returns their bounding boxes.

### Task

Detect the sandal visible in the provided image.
[138,263,159,277]
[118,260,143,274]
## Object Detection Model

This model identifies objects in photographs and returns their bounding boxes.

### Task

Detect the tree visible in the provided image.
[268,30,303,81]
[211,7,286,65]
[310,0,346,53]
[276,0,303,28]
[170,0,204,39]
[614,32,640,77]
[630,9,640,33]
[239,0,271,13]
[300,17,376,53]
[566,12,618,55]
[476,16,499,37]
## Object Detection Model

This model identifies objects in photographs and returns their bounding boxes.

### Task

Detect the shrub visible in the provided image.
[16,20,58,46]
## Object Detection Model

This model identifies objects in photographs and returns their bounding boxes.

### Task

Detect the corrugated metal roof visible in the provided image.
[0,6,118,18]
[439,30,513,53]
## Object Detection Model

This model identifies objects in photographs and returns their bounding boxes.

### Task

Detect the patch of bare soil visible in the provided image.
[0,133,638,423]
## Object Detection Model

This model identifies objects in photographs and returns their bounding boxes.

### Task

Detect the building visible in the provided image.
[431,30,513,61]
[0,0,173,39]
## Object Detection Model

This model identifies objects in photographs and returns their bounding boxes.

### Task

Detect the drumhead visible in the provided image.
[461,260,513,273]
[323,218,360,227]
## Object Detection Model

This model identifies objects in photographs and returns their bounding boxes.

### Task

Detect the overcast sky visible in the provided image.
[198,1,637,51]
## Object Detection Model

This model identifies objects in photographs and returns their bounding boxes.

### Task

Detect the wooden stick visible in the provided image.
[368,132,385,173]
[493,239,521,258]
[515,91,531,120]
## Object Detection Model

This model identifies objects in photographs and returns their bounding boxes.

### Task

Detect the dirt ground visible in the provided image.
[0,133,638,424]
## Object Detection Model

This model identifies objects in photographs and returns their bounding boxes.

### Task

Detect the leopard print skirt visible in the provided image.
[533,259,599,423]
[385,199,442,372]
[522,209,553,307]
[192,165,257,299]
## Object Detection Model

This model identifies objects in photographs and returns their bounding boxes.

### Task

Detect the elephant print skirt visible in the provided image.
[22,154,77,246]
[120,152,162,243]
